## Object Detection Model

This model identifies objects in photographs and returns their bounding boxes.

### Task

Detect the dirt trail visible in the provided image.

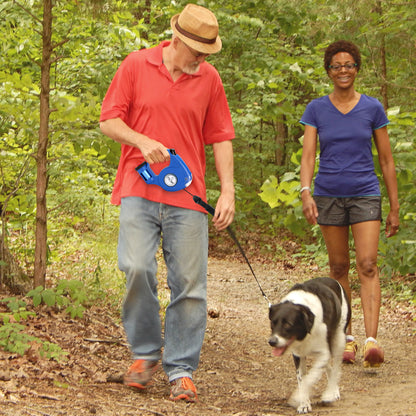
[0,257,415,415]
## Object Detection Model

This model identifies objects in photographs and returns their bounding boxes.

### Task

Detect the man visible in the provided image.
[100,4,235,402]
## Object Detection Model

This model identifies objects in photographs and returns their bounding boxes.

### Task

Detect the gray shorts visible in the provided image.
[314,196,382,226]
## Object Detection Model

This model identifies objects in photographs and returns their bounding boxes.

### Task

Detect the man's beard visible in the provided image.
[182,62,200,75]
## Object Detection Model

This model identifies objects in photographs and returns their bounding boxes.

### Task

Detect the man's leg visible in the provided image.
[160,204,208,382]
[118,197,163,361]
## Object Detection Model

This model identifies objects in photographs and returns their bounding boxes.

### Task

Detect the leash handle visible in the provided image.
[189,191,271,307]
[192,195,216,216]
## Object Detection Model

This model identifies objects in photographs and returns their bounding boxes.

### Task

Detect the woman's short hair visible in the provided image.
[324,40,361,73]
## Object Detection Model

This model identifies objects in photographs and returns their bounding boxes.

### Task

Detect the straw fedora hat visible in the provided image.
[170,4,222,54]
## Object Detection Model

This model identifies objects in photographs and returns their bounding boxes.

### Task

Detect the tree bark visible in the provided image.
[34,0,53,288]
[1,237,31,294]
[376,0,389,110]
[274,115,287,166]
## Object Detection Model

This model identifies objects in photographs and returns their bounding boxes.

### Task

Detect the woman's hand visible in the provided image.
[385,209,400,237]
[302,191,318,225]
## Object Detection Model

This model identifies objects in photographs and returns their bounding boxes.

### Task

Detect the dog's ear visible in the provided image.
[269,304,278,320]
[300,305,315,333]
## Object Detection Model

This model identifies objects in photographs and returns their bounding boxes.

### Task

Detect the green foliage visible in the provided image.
[258,147,307,235]
[377,108,416,276]
[1,297,27,312]
[0,323,34,356]
[0,297,35,323]
[0,322,68,361]
[0,298,68,361]
[26,280,89,319]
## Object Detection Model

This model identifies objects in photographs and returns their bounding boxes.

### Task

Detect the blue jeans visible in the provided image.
[118,197,208,382]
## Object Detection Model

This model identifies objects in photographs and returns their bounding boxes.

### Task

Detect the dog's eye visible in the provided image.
[283,320,292,329]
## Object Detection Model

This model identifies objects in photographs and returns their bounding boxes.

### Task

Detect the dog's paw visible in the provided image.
[296,401,312,414]
[321,387,340,403]
[289,392,311,414]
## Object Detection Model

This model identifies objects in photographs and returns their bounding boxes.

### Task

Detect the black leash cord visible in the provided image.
[184,189,271,307]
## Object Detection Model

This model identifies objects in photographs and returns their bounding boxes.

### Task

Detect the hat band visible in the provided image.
[175,21,216,45]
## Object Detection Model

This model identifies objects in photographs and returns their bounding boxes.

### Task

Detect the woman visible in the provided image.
[300,40,399,367]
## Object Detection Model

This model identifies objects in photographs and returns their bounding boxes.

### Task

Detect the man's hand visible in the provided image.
[100,118,170,164]
[139,139,170,164]
[213,191,235,231]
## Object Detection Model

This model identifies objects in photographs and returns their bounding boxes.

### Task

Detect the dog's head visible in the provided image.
[268,301,315,356]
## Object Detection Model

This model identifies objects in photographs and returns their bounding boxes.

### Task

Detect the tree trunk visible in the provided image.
[134,0,151,40]
[34,0,53,288]
[274,116,286,166]
[376,0,389,110]
[379,36,388,110]
[1,236,31,295]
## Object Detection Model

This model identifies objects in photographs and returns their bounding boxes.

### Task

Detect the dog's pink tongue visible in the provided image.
[272,347,286,357]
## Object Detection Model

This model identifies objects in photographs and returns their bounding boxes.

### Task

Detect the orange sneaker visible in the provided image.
[343,340,358,364]
[363,339,384,368]
[124,359,159,389]
[169,377,198,402]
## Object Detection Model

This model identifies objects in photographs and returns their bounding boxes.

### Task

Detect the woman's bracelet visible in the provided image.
[300,186,312,194]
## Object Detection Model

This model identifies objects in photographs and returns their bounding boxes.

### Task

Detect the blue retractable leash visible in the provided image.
[136,149,271,307]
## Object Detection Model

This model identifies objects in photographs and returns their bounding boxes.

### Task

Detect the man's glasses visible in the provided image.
[329,63,358,72]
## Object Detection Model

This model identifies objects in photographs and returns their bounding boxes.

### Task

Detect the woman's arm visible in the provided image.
[373,126,400,237]
[300,124,319,225]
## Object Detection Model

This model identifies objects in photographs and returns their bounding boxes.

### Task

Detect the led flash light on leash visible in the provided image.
[136,149,271,307]
[135,149,192,192]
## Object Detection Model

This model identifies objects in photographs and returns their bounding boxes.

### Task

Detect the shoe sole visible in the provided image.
[343,353,356,364]
[125,381,150,389]
[170,393,197,403]
[363,349,384,368]
[363,358,383,368]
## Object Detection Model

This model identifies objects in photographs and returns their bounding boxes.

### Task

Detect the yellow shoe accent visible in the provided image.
[363,340,384,368]
[343,340,358,364]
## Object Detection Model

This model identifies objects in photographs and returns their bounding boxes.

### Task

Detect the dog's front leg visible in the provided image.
[289,355,312,414]
[299,353,330,413]
[321,361,340,404]
[321,332,344,403]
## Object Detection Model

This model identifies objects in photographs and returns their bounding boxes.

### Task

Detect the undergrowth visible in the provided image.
[0,295,69,361]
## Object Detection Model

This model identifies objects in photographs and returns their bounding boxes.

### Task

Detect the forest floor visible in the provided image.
[0,234,415,416]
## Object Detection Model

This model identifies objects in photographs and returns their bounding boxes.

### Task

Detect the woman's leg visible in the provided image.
[320,225,352,333]
[351,220,381,339]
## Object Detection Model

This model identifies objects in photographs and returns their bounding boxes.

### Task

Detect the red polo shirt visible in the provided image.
[100,41,235,211]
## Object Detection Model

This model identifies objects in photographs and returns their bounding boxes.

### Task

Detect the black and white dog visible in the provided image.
[268,277,351,414]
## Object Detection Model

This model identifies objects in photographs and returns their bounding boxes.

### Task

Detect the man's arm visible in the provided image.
[100,118,170,164]
[212,140,235,231]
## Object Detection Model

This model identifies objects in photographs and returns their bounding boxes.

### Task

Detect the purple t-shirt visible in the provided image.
[300,94,389,197]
